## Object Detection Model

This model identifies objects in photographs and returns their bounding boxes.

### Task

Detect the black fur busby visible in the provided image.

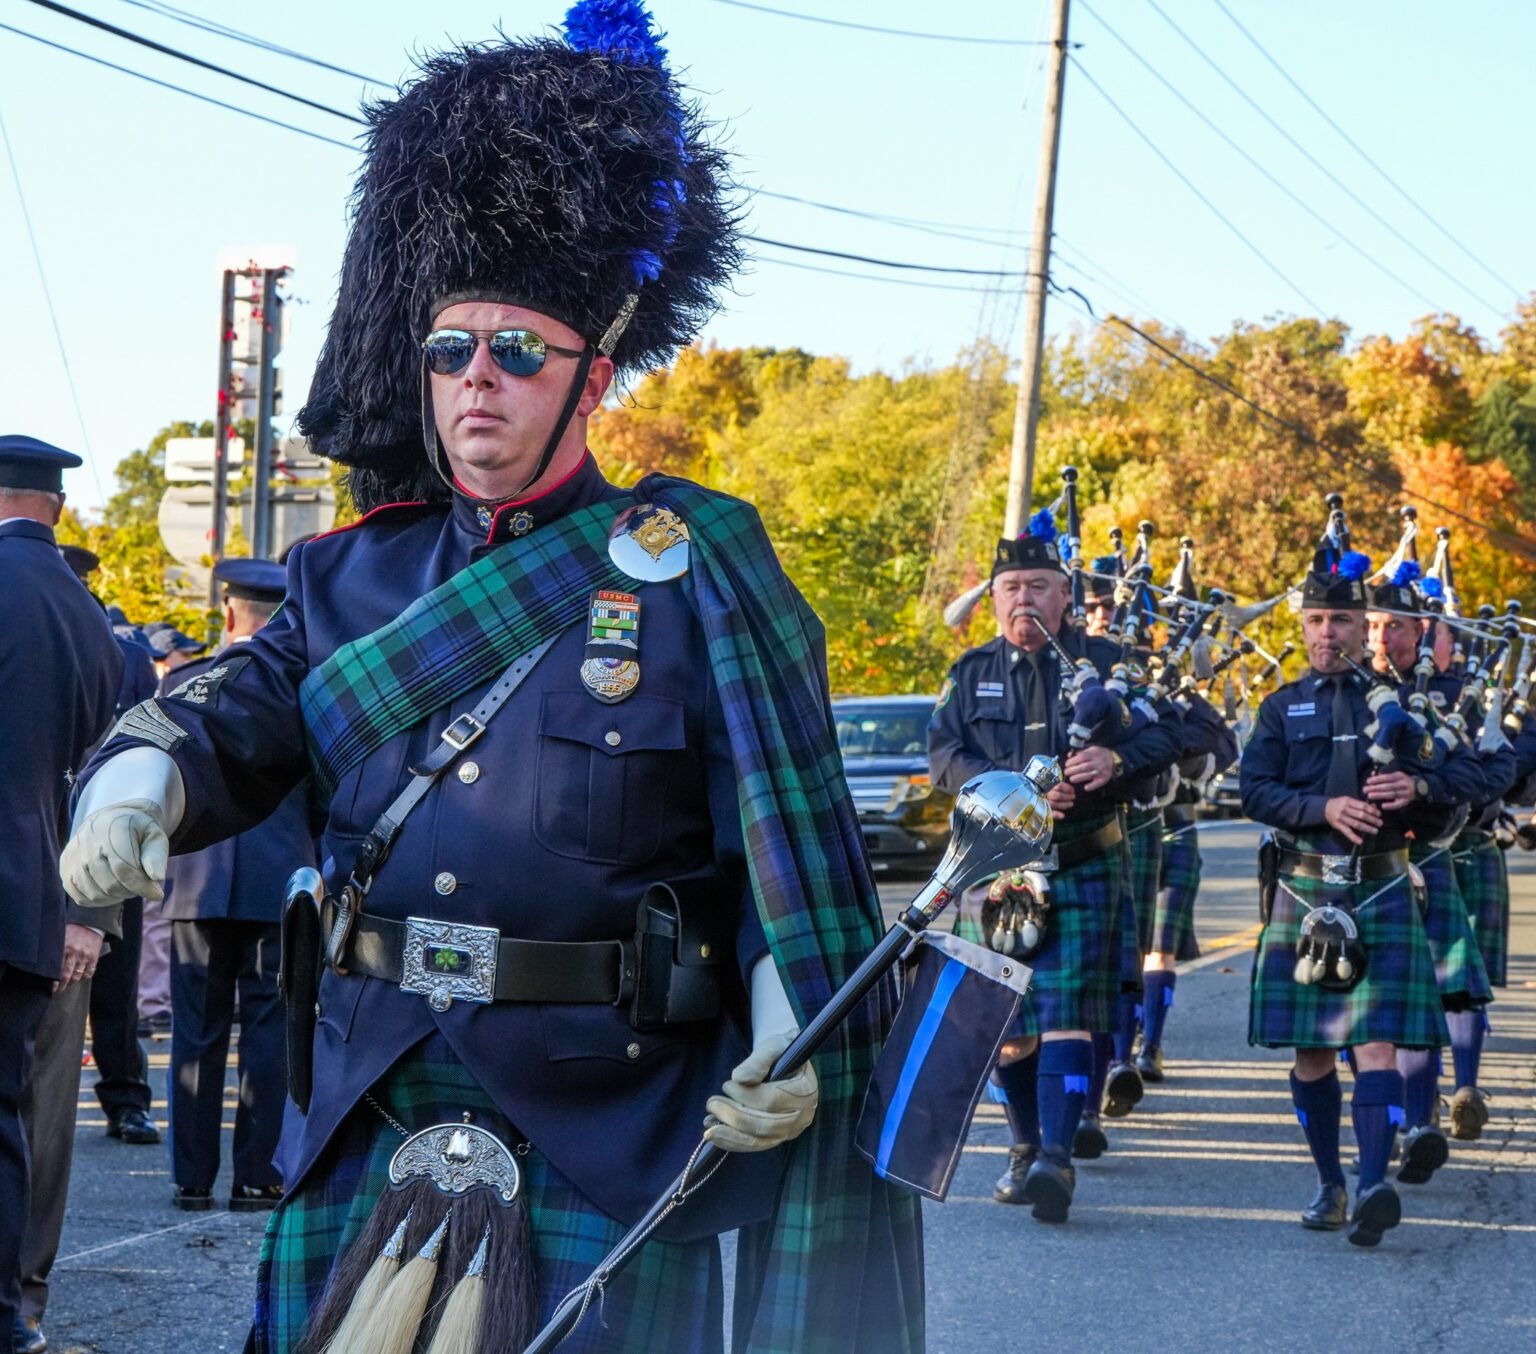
[297,1,741,512]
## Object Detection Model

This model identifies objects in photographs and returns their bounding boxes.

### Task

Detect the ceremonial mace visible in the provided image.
[523,760,1061,1353]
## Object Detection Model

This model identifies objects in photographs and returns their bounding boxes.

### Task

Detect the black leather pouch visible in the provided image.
[630,878,726,1032]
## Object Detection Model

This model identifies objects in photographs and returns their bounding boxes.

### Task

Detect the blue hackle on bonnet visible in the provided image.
[1421,577,1446,602]
[1027,508,1058,543]
[1390,560,1422,588]
[1336,550,1371,582]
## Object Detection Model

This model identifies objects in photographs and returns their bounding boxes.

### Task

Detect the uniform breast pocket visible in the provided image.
[533,691,688,865]
[1282,714,1332,784]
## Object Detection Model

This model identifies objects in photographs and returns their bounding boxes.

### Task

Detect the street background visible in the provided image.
[42,823,1536,1352]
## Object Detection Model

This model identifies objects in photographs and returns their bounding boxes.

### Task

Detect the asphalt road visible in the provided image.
[37,822,1536,1352]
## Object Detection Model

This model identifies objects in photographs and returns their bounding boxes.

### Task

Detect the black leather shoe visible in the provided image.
[172,1186,214,1211]
[1135,1045,1164,1083]
[1448,1086,1489,1141]
[1072,1114,1108,1160]
[230,1183,284,1212]
[1299,1182,1348,1231]
[1348,1183,1402,1247]
[106,1107,161,1145]
[13,1315,46,1354]
[1021,1150,1076,1223]
[993,1146,1038,1204]
[1102,1062,1144,1118]
[1397,1125,1449,1184]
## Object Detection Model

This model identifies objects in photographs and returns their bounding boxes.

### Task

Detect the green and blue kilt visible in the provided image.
[1249,845,1448,1051]
[1410,844,1493,1009]
[1152,823,1202,961]
[1125,806,1164,955]
[957,815,1128,1038]
[252,1036,722,1354]
[1453,830,1509,988]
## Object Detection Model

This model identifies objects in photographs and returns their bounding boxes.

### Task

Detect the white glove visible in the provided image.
[60,749,186,908]
[703,1030,819,1153]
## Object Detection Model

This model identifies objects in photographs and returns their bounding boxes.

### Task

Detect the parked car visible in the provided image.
[832,694,954,876]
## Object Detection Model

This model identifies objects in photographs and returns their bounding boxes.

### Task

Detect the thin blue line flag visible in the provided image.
[855,931,1031,1202]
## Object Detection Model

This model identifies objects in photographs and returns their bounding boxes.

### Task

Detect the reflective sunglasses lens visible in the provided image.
[423,330,477,375]
[489,330,547,377]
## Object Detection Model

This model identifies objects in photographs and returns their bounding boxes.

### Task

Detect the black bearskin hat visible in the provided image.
[297,1,741,512]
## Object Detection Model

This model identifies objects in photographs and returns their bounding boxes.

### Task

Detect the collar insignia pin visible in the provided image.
[508,510,534,537]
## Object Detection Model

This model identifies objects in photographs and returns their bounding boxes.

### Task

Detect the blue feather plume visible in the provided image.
[1027,508,1058,543]
[1336,550,1371,582]
[1090,555,1118,572]
[1421,577,1446,601]
[1390,559,1422,588]
[563,0,669,65]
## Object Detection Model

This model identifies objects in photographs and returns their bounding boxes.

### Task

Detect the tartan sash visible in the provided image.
[298,499,630,795]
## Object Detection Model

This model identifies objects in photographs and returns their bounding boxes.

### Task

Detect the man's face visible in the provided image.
[1367,611,1422,675]
[1302,608,1365,674]
[429,301,613,498]
[1084,598,1113,637]
[1431,617,1455,672]
[992,569,1070,650]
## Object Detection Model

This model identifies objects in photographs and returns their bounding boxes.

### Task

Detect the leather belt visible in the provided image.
[1052,816,1124,871]
[1278,846,1407,883]
[330,906,634,1011]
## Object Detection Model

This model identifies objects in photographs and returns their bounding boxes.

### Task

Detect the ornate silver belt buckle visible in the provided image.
[400,917,499,1012]
[1320,854,1359,886]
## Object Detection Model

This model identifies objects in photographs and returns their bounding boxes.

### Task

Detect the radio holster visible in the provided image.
[629,878,727,1032]
[1258,832,1279,925]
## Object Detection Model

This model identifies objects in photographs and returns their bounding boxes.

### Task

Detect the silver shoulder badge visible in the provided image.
[111,699,189,753]
[608,502,690,582]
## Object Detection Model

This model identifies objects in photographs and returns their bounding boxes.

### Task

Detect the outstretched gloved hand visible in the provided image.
[60,799,170,907]
[703,1031,819,1153]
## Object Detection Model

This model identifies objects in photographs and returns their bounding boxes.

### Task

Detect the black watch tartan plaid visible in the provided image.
[1125,806,1164,955]
[1453,830,1510,987]
[1410,843,1493,1007]
[1153,823,1203,961]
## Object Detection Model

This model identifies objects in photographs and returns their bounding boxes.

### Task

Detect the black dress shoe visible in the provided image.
[229,1183,284,1212]
[1299,1182,1348,1231]
[1348,1183,1402,1248]
[1102,1062,1144,1118]
[1021,1150,1076,1223]
[1135,1046,1164,1083]
[172,1186,215,1211]
[13,1315,47,1354]
[106,1107,161,1145]
[1397,1125,1449,1185]
[1072,1114,1108,1160]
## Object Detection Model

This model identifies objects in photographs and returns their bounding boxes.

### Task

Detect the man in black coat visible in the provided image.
[0,437,121,1353]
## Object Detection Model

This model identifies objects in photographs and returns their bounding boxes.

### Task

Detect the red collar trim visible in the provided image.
[309,499,432,544]
[483,452,592,542]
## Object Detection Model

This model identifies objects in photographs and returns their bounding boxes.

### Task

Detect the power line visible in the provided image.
[0,100,105,503]
[753,188,1029,251]
[1049,279,1536,561]
[755,255,1024,296]
[753,237,1028,277]
[1141,0,1504,319]
[115,0,388,86]
[1080,0,1445,314]
[714,0,1066,47]
[0,22,360,150]
[21,0,365,124]
[1211,0,1520,300]
[1069,55,1326,314]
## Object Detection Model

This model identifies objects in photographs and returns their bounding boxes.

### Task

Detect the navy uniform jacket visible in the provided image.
[1241,668,1478,852]
[116,636,157,713]
[1,519,121,976]
[1171,689,1240,803]
[157,650,317,923]
[84,453,777,1238]
[928,627,1184,814]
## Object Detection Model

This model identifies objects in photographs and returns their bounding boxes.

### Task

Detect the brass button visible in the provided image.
[605,730,622,747]
[626,1042,641,1060]
[457,761,480,784]
[699,943,712,959]
[434,872,457,896]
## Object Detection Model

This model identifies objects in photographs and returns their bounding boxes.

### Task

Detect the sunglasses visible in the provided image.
[422,328,586,378]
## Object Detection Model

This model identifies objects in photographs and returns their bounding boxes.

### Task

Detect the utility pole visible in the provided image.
[1003,0,1071,538]
[209,268,237,610]
[250,268,281,560]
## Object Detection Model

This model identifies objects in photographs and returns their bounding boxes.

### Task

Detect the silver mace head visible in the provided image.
[911,760,1060,922]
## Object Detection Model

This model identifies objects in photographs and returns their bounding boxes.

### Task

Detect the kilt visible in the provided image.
[1125,806,1164,954]
[957,814,1128,1038]
[1249,848,1447,1051]
[1453,830,1509,988]
[253,1034,722,1354]
[1152,823,1202,961]
[1411,844,1492,1008]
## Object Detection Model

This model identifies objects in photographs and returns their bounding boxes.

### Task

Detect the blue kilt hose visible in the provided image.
[1249,845,1447,1051]
[1152,817,1202,961]
[253,1035,723,1354]
[1453,829,1509,988]
[1124,806,1163,955]
[1410,843,1493,1010]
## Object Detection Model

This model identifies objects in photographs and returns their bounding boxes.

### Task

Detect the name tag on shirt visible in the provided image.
[1286,703,1317,717]
[976,681,1005,698]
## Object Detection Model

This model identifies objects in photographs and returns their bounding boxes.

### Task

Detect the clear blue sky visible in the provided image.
[2,0,1530,514]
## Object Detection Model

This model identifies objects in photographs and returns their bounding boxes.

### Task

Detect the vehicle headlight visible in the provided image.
[899,774,934,803]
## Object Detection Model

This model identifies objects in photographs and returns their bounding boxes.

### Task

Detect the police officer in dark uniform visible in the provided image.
[0,436,121,1354]
[1242,550,1461,1247]
[164,558,315,1212]
[929,511,1182,1223]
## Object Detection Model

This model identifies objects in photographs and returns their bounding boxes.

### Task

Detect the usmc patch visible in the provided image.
[169,655,252,707]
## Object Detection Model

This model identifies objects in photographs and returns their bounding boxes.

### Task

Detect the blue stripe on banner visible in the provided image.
[875,958,967,1177]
